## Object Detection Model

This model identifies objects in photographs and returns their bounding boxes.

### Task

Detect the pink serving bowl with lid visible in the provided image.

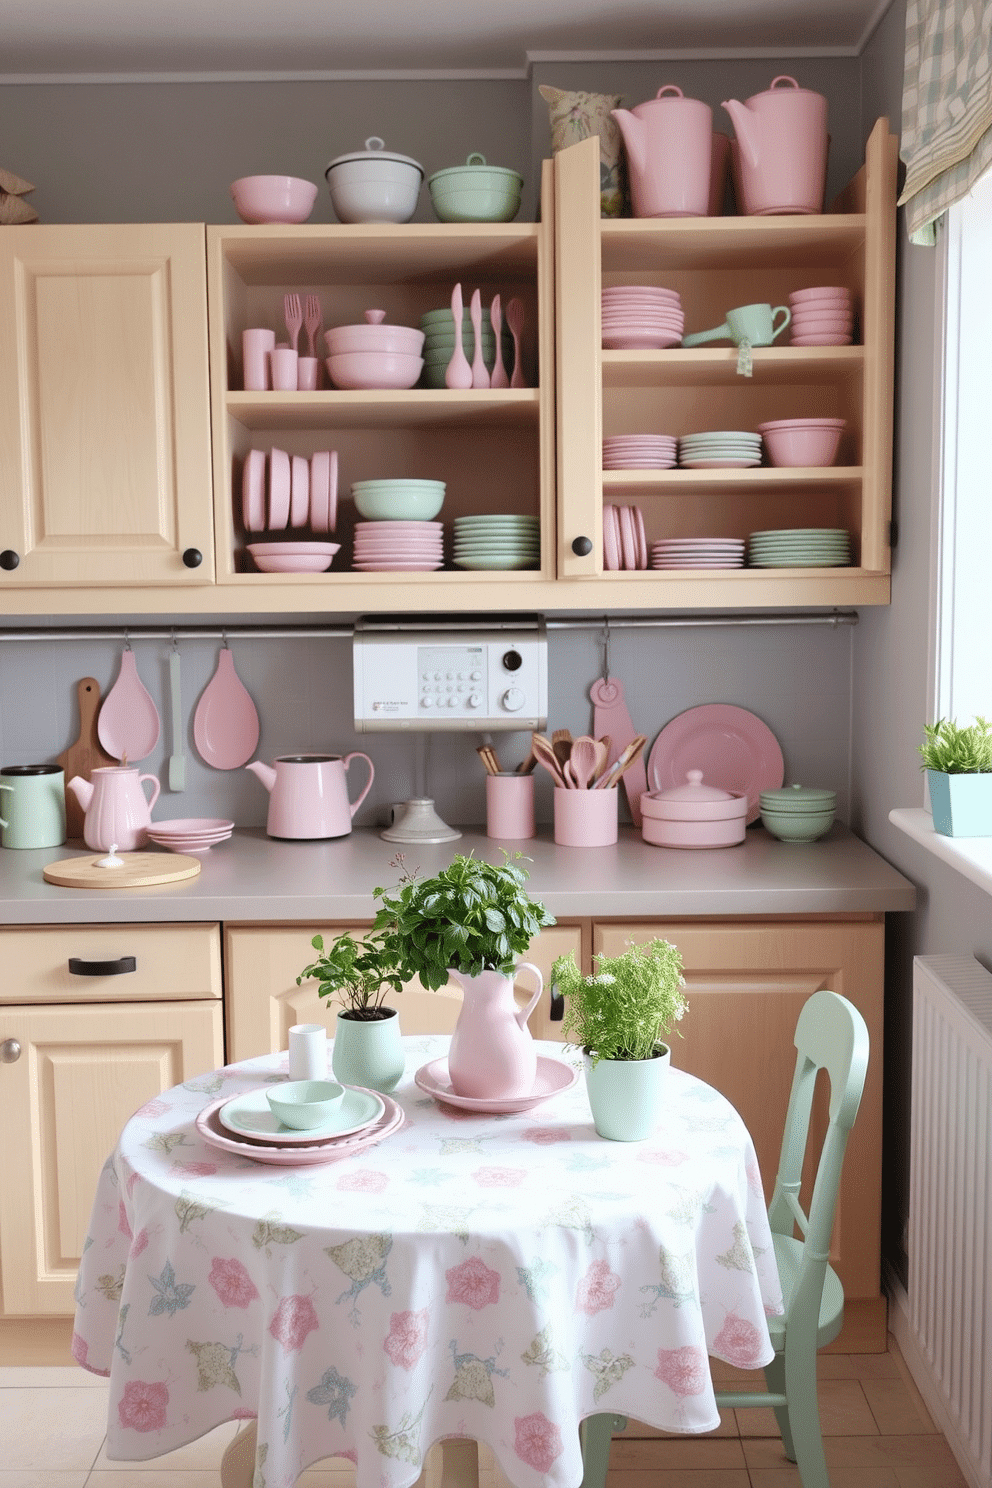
[640,768,748,848]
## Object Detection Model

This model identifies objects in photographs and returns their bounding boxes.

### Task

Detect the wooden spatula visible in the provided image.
[55,678,116,839]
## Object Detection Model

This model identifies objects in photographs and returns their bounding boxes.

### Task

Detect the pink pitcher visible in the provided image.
[722,76,828,215]
[446,962,544,1099]
[611,85,713,217]
[245,753,374,839]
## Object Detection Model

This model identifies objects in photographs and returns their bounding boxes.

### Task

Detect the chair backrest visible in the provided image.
[397,982,463,1034]
[767,989,870,1262]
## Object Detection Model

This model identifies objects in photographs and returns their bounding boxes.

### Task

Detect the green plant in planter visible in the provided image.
[296,926,407,1021]
[372,851,556,990]
[919,716,992,773]
[552,938,687,1064]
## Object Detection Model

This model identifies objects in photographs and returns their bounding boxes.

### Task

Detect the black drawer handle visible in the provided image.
[68,956,137,977]
[549,982,564,1021]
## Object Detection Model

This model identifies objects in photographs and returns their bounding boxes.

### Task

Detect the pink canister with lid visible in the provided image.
[611,86,713,217]
[640,769,748,849]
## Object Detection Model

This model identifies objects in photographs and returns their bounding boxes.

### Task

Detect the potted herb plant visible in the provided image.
[372,851,557,1100]
[551,937,687,1141]
[919,716,992,837]
[296,924,408,1092]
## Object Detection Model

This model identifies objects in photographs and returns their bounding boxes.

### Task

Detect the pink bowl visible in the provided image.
[641,814,746,849]
[761,425,844,467]
[789,286,850,304]
[791,312,854,331]
[325,351,423,389]
[230,175,318,224]
[324,320,424,357]
[758,417,845,432]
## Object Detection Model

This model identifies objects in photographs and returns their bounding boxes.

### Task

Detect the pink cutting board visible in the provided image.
[590,676,647,828]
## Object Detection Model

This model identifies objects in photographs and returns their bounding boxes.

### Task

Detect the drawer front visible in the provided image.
[0,923,222,1003]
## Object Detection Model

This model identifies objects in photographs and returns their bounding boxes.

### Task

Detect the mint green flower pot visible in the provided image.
[583,1042,671,1141]
[926,769,992,837]
[330,1007,405,1093]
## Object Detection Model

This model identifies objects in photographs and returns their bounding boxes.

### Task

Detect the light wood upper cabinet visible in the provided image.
[0,223,214,589]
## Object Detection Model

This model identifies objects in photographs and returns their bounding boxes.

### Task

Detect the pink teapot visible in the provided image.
[67,766,161,852]
[446,961,544,1100]
[611,85,713,218]
[722,76,828,215]
[246,752,374,839]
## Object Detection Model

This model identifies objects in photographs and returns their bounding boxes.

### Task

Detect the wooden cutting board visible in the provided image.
[55,678,117,839]
[43,852,201,889]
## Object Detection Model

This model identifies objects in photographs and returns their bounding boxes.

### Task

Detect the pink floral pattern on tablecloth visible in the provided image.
[269,1294,318,1351]
[446,1256,501,1310]
[713,1311,766,1368]
[383,1308,429,1369]
[336,1169,389,1193]
[654,1345,709,1396]
[209,1257,260,1308]
[576,1259,621,1315]
[118,1379,168,1432]
[473,1166,526,1187]
[515,1411,564,1471]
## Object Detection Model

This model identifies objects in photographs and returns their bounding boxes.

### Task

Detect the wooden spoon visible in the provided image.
[530,732,567,787]
[568,735,600,789]
[594,734,647,790]
[551,728,573,768]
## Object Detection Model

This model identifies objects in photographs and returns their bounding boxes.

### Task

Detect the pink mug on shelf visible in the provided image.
[553,785,618,847]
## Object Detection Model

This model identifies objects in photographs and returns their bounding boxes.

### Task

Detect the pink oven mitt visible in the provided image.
[590,676,648,828]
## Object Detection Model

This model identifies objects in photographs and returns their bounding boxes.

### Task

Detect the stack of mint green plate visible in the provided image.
[452,514,540,570]
[747,528,851,568]
[420,308,514,390]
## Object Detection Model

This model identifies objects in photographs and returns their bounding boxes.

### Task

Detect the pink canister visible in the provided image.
[612,86,713,218]
[722,76,828,215]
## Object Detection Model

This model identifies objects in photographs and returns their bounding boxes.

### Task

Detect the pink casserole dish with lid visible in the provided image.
[641,769,748,849]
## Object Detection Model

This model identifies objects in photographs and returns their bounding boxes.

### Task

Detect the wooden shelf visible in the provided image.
[602,466,863,495]
[226,388,541,432]
[600,213,866,272]
[218,223,541,284]
[602,346,863,388]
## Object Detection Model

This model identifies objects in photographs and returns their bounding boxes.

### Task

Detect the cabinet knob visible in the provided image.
[182,548,203,569]
[571,536,593,557]
[68,956,137,977]
[0,550,20,571]
[0,1039,21,1063]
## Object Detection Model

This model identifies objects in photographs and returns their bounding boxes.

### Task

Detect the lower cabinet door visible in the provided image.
[0,999,223,1315]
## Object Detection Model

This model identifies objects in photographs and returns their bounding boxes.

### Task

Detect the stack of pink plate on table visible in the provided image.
[603,503,648,569]
[788,286,854,346]
[352,519,444,571]
[601,286,684,350]
[196,1083,405,1166]
[146,817,235,854]
[247,541,340,573]
[241,448,338,534]
[651,536,745,569]
[602,433,677,469]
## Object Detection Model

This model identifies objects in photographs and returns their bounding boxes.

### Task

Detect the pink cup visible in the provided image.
[270,347,299,391]
[486,774,535,840]
[242,328,275,391]
[553,786,619,847]
[297,356,320,391]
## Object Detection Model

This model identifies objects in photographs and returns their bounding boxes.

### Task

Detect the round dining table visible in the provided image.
[72,1034,783,1488]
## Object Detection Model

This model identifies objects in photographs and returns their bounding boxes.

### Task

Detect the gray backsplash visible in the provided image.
[0,621,853,831]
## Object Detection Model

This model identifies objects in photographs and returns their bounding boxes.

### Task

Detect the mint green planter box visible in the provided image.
[927,769,992,836]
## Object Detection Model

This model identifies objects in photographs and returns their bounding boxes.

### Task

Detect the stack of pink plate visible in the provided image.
[651,537,745,569]
[197,1086,405,1166]
[352,520,444,572]
[788,286,854,346]
[603,503,647,569]
[241,448,338,535]
[247,541,340,573]
[602,433,677,469]
[146,818,235,854]
[601,286,684,350]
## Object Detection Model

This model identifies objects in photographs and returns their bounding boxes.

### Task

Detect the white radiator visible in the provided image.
[910,954,992,1488]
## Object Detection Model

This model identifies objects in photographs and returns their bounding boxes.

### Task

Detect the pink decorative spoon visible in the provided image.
[193,644,260,770]
[506,296,526,388]
[489,293,509,389]
[98,645,161,762]
[445,282,473,390]
[469,288,490,389]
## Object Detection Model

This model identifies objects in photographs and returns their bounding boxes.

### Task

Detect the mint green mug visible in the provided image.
[683,302,791,347]
[0,764,66,849]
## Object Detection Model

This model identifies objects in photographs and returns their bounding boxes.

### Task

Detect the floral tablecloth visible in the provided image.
[72,1036,783,1488]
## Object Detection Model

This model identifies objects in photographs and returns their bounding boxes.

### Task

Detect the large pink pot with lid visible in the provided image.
[722,76,828,215]
[612,86,713,217]
[641,769,748,849]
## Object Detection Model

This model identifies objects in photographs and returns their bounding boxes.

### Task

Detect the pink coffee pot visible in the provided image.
[446,961,544,1100]
[66,765,161,852]
[722,76,828,215]
[246,752,374,839]
[611,85,713,217]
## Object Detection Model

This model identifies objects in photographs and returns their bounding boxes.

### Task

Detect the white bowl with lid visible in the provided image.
[324,137,424,223]
[641,769,748,848]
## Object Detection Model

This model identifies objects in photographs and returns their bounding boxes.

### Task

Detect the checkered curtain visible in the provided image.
[898,0,992,243]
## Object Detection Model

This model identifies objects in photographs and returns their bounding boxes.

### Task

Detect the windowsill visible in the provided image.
[890,807,992,898]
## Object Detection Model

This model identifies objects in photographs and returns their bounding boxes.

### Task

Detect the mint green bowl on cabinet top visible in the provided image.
[427,153,523,222]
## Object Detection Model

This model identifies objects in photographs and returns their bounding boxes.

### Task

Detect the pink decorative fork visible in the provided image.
[283,292,303,354]
[303,294,322,357]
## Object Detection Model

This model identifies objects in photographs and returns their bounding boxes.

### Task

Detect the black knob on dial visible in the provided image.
[0,550,20,570]
[182,548,203,568]
[571,535,593,556]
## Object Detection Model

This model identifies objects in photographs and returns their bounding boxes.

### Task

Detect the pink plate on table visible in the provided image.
[414,1054,578,1113]
[647,703,783,824]
[196,1090,404,1164]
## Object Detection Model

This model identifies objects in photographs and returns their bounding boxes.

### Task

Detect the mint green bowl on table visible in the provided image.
[427,153,523,222]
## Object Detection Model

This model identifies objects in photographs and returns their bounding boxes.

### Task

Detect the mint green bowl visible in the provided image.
[427,153,523,223]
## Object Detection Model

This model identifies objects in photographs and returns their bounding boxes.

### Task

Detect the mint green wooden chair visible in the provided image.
[579,988,870,1488]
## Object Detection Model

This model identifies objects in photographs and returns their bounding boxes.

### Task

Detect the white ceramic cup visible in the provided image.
[288,1023,328,1080]
[553,785,619,847]
[486,773,535,839]
[242,328,275,391]
[270,347,299,391]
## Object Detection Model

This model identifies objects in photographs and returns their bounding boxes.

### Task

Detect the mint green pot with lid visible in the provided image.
[427,153,524,222]
[759,783,836,841]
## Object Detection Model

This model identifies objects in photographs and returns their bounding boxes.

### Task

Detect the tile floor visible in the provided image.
[0,1335,968,1488]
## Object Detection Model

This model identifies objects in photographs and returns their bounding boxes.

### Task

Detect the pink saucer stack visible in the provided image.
[788,286,854,346]
[602,434,677,470]
[651,537,745,570]
[603,503,647,570]
[147,818,235,854]
[601,286,684,350]
[352,520,444,572]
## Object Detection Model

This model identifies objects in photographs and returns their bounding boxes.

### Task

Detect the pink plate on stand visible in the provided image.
[603,504,621,570]
[414,1054,578,1113]
[290,455,310,528]
[268,447,291,530]
[196,1089,404,1165]
[242,449,266,532]
[309,450,338,533]
[646,704,784,824]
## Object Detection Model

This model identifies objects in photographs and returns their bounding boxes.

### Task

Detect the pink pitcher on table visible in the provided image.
[722,76,828,215]
[446,961,544,1099]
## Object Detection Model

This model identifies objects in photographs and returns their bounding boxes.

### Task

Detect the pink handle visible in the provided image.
[513,962,544,1028]
[770,75,800,90]
[139,774,161,813]
[343,752,375,817]
[656,85,684,98]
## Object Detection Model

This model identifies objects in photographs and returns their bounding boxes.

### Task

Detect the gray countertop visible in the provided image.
[0,824,916,924]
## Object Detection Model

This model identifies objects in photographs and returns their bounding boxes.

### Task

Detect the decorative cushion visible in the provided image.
[539,85,627,217]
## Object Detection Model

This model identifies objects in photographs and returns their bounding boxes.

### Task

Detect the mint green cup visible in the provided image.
[0,765,66,849]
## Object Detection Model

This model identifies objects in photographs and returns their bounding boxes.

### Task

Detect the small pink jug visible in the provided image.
[66,766,160,852]
[722,76,828,215]
[245,753,374,839]
[446,962,544,1099]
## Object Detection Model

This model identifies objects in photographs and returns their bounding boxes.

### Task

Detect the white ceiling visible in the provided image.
[0,0,893,78]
